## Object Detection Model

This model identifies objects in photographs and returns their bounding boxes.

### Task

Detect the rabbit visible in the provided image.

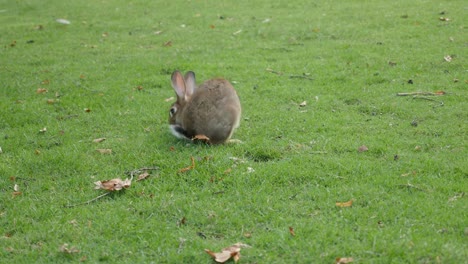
[169,70,241,144]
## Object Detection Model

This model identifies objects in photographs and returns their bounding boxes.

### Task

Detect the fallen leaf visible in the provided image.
[178,217,186,226]
[232,29,242,35]
[56,18,71,25]
[96,149,112,154]
[12,191,22,197]
[247,167,255,173]
[102,32,109,37]
[448,192,464,202]
[39,127,47,133]
[94,178,131,191]
[192,134,210,143]
[46,99,57,104]
[69,219,78,226]
[401,171,417,177]
[205,243,250,263]
[299,101,307,107]
[289,226,295,236]
[163,40,172,47]
[136,172,150,181]
[92,138,106,143]
[13,184,19,192]
[243,232,252,238]
[358,145,368,152]
[444,55,452,62]
[59,243,79,254]
[36,88,48,94]
[336,199,353,207]
[439,17,450,21]
[434,90,446,95]
[336,257,354,263]
[84,108,91,112]
[178,156,195,173]
[164,96,175,102]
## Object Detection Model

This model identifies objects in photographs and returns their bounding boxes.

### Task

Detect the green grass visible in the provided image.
[1,0,467,263]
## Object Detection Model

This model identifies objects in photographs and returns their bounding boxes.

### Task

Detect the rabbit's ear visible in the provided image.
[184,71,196,98]
[171,71,186,99]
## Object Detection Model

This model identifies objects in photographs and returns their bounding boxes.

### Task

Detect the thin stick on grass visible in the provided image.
[396,91,446,96]
[289,75,314,81]
[412,96,444,107]
[178,157,195,173]
[266,68,283,75]
[64,192,111,208]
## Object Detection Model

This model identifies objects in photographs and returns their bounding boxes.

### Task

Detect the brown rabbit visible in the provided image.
[169,71,241,144]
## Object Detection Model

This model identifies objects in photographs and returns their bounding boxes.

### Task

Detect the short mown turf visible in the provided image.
[1,1,466,263]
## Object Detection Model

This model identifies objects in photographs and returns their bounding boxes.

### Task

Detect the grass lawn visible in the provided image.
[1,0,466,263]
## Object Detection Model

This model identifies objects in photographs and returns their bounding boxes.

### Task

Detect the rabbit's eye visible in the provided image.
[169,107,177,117]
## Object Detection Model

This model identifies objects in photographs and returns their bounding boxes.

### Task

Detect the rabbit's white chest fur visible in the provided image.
[169,124,189,140]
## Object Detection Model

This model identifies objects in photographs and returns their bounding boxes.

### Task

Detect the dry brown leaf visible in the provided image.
[178,156,195,173]
[192,134,210,143]
[336,199,353,207]
[358,145,369,152]
[84,108,91,113]
[12,191,22,197]
[434,90,446,95]
[136,172,150,181]
[336,257,354,263]
[94,178,131,191]
[178,217,186,226]
[59,243,79,254]
[289,226,296,236]
[163,40,172,47]
[46,99,57,104]
[205,243,250,263]
[96,149,112,154]
[93,138,106,143]
[36,88,48,94]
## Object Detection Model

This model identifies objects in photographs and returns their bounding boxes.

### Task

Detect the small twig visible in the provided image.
[64,192,110,208]
[397,91,445,96]
[266,68,314,81]
[266,68,283,75]
[178,157,195,173]
[289,75,314,81]
[412,96,444,107]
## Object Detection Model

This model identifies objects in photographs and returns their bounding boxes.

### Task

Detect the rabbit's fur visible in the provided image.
[169,71,241,144]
